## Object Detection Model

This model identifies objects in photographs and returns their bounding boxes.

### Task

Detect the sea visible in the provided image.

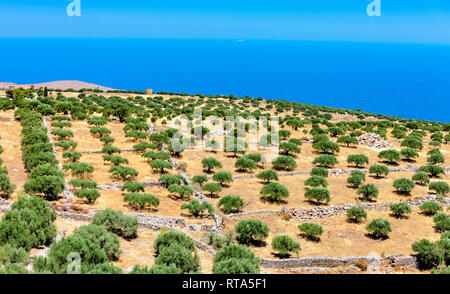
[0,38,448,122]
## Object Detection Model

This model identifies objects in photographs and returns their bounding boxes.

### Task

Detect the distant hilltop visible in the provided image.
[0,80,116,91]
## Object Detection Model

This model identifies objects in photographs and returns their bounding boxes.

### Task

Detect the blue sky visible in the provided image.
[1,0,449,43]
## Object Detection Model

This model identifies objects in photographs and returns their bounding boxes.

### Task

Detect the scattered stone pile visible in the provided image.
[358,133,392,149]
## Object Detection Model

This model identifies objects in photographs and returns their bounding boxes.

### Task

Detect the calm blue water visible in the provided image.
[0,39,449,122]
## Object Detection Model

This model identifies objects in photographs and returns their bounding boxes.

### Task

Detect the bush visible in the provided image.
[24,175,65,200]
[272,235,300,257]
[312,155,338,168]
[108,166,138,180]
[90,127,111,138]
[235,157,258,172]
[260,182,289,202]
[92,209,139,239]
[149,160,172,173]
[429,181,450,195]
[168,185,193,199]
[298,223,323,240]
[100,136,115,145]
[346,207,367,223]
[72,224,122,260]
[181,200,214,217]
[378,149,401,164]
[369,164,390,178]
[0,174,15,199]
[51,129,73,140]
[202,182,222,197]
[256,169,279,183]
[235,219,269,245]
[401,136,423,150]
[159,174,184,187]
[390,203,412,218]
[337,136,359,147]
[74,189,101,204]
[153,230,195,254]
[412,172,430,185]
[133,142,154,152]
[272,156,297,171]
[366,218,392,239]
[279,142,301,156]
[208,232,234,249]
[347,173,365,188]
[101,145,121,155]
[428,153,445,165]
[54,140,77,150]
[304,187,330,204]
[311,167,328,178]
[192,174,208,186]
[124,193,159,210]
[62,151,82,163]
[32,235,108,274]
[63,163,94,177]
[433,214,450,233]
[69,179,97,189]
[393,178,415,194]
[357,184,379,201]
[212,171,233,185]
[103,155,129,166]
[217,195,244,214]
[304,176,328,188]
[412,239,443,269]
[201,157,222,173]
[155,243,200,274]
[213,245,260,274]
[400,148,419,161]
[0,195,57,251]
[419,201,443,216]
[419,165,445,178]
[347,154,369,167]
[312,140,340,154]
[121,182,145,193]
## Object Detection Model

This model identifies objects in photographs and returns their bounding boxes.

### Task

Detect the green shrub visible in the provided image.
[419,165,445,178]
[213,245,260,274]
[298,222,323,240]
[181,200,214,217]
[235,157,258,172]
[304,176,328,188]
[357,184,379,201]
[346,207,367,223]
[390,203,412,218]
[429,181,450,195]
[154,243,200,274]
[153,230,195,254]
[121,182,145,193]
[412,172,430,185]
[260,182,289,202]
[393,178,415,194]
[150,160,172,173]
[74,189,101,204]
[311,167,328,178]
[369,165,389,178]
[347,154,369,167]
[72,224,122,260]
[201,157,222,173]
[366,218,392,239]
[92,209,139,239]
[256,169,279,183]
[378,149,401,164]
[272,156,297,171]
[0,174,15,199]
[159,174,184,187]
[433,213,450,233]
[0,195,57,251]
[217,195,244,214]
[312,155,338,168]
[108,166,138,180]
[103,155,129,166]
[212,171,233,185]
[271,235,300,257]
[400,148,419,161]
[235,219,269,245]
[412,239,443,269]
[419,201,443,216]
[304,187,330,204]
[202,182,222,197]
[192,174,208,186]
[124,193,159,210]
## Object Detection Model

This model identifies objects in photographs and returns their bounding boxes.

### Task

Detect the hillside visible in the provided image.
[0,88,448,275]
[0,80,115,91]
